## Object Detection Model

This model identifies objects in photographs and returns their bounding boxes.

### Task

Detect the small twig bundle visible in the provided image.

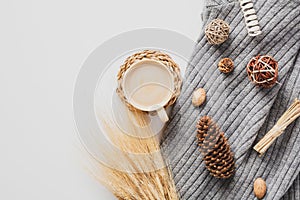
[254,99,300,155]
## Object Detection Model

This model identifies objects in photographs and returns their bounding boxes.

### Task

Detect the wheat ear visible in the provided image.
[86,109,179,200]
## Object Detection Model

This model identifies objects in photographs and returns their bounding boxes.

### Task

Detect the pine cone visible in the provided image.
[196,116,220,155]
[196,116,235,179]
[218,58,234,73]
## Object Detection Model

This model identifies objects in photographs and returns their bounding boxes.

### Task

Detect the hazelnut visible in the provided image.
[192,88,206,107]
[254,178,267,199]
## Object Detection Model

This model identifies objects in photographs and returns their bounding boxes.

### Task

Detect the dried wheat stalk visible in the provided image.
[86,109,179,200]
[254,99,300,155]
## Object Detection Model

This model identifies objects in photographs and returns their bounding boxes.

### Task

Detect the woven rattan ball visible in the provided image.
[218,58,234,73]
[246,55,278,88]
[205,19,230,45]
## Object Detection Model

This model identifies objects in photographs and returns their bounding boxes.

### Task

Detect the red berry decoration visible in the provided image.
[246,55,278,88]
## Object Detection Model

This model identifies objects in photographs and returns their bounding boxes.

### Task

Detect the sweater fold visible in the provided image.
[162,0,300,199]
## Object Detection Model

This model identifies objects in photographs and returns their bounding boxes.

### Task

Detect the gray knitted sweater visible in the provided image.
[162,0,300,199]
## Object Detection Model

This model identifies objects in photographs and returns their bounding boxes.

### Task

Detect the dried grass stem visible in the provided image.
[254,99,300,155]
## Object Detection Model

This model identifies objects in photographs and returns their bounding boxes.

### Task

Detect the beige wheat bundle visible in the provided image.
[86,109,179,200]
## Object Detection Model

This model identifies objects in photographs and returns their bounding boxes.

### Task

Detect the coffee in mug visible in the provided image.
[122,59,174,122]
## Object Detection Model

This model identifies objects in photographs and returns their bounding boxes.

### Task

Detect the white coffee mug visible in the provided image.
[122,59,174,122]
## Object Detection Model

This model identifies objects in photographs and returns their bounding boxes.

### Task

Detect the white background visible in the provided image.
[0,0,204,199]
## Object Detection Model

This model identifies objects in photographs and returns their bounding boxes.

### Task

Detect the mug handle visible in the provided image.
[156,108,169,122]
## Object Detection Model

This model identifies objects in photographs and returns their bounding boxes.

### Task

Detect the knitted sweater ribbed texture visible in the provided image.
[162,0,300,199]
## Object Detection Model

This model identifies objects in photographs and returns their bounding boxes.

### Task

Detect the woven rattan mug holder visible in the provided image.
[116,50,182,119]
